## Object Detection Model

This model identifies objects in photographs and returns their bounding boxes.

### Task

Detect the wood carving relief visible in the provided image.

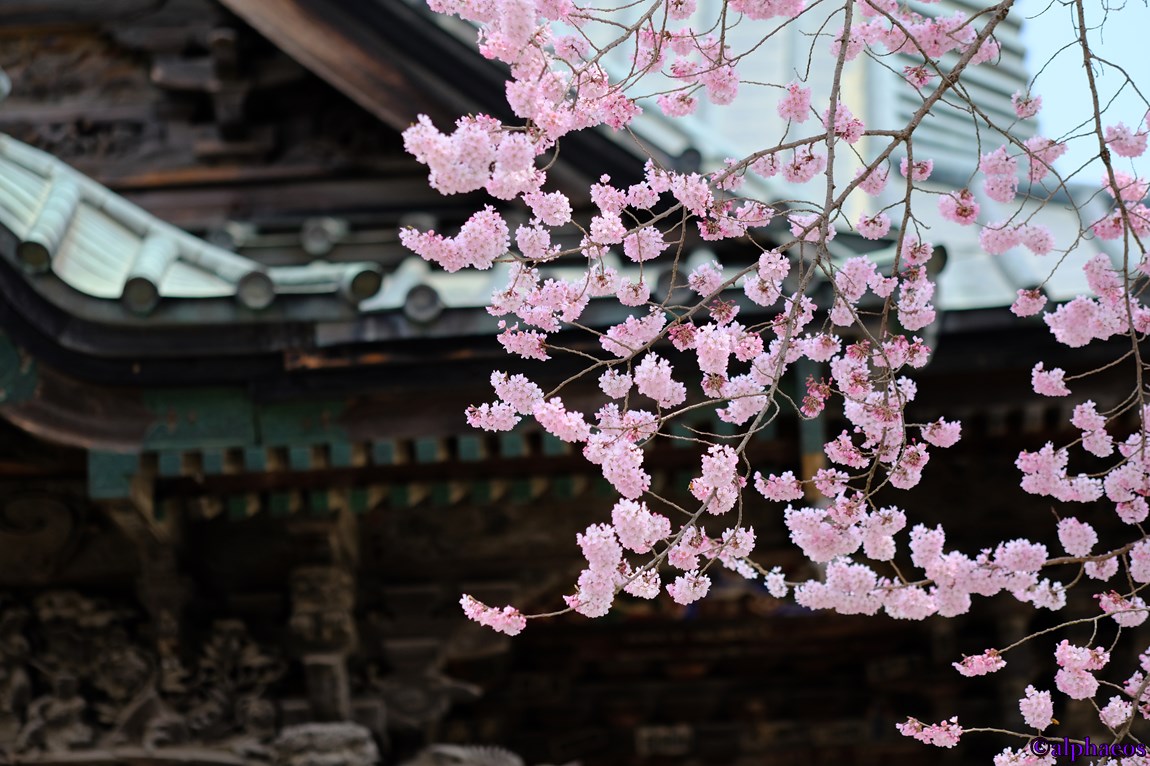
[0,592,285,759]
[0,491,85,585]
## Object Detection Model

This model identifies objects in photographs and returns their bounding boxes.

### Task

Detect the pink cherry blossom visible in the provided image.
[903,65,934,89]
[939,189,979,225]
[1019,224,1054,255]
[413,2,1150,749]
[782,147,827,183]
[533,397,591,442]
[622,226,666,262]
[1024,136,1066,183]
[857,211,891,239]
[788,212,834,242]
[1031,362,1071,396]
[1056,517,1097,557]
[670,173,714,216]
[983,173,1018,204]
[1104,170,1148,202]
[667,570,712,605]
[498,322,549,360]
[466,402,520,431]
[601,309,666,357]
[1012,90,1042,119]
[599,368,633,399]
[900,157,933,181]
[401,206,509,272]
[702,65,739,105]
[755,470,804,501]
[856,164,889,196]
[1011,289,1047,317]
[1097,591,1148,627]
[922,418,961,447]
[979,146,1017,176]
[658,91,698,117]
[688,260,725,296]
[896,717,962,748]
[777,81,811,122]
[460,594,527,635]
[611,499,670,553]
[634,353,686,408]
[1099,696,1133,729]
[1019,686,1053,730]
[953,649,1006,677]
[1106,121,1149,158]
[979,222,1021,255]
[823,103,865,144]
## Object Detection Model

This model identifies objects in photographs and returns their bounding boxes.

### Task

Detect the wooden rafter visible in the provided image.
[217,0,454,131]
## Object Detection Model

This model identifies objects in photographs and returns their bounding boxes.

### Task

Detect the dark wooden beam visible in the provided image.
[217,0,452,131]
[0,0,168,24]
[119,177,445,228]
[155,440,794,499]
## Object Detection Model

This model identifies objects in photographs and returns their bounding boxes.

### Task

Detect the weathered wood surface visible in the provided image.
[218,0,455,130]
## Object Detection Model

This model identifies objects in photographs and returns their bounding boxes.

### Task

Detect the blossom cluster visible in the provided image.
[406,0,1150,760]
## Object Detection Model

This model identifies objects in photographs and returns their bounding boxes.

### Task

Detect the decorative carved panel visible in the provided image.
[0,592,285,759]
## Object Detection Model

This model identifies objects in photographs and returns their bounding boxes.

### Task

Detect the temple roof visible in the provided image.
[0,133,382,319]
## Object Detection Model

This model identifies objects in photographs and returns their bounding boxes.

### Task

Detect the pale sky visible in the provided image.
[1017,0,1150,183]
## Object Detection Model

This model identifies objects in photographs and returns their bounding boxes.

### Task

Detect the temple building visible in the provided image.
[0,2,1138,765]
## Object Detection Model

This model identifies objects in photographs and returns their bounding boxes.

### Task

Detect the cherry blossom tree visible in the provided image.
[401,0,1150,761]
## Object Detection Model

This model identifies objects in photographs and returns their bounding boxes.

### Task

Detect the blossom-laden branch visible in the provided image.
[408,0,1150,757]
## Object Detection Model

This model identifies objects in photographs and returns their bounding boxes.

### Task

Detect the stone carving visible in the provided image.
[0,591,285,758]
[374,669,480,732]
[272,722,380,766]
[15,674,92,752]
[0,589,547,764]
[290,567,357,653]
[181,619,287,750]
[398,745,580,766]
[399,745,524,766]
[0,602,31,745]
[290,566,357,722]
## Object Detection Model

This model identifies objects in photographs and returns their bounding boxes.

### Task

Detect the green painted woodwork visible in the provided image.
[470,481,494,505]
[88,452,140,500]
[329,442,353,468]
[202,449,225,475]
[227,496,249,520]
[457,436,484,461]
[348,488,368,514]
[372,441,397,464]
[431,482,452,506]
[268,492,293,517]
[414,438,441,463]
[287,447,311,471]
[0,332,37,405]
[138,390,354,452]
[307,490,329,515]
[499,432,526,458]
[243,447,267,472]
[541,433,570,456]
[553,476,575,499]
[157,451,182,477]
[259,401,347,446]
[142,389,255,449]
[510,480,533,503]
